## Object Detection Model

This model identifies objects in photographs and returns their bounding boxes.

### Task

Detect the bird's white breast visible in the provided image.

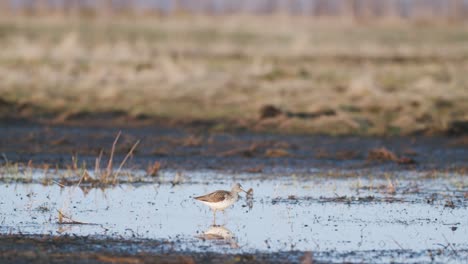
[203,196,237,211]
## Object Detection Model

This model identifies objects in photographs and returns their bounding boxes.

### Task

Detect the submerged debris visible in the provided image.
[271,195,407,205]
[243,188,254,210]
[444,200,456,209]
[426,193,438,204]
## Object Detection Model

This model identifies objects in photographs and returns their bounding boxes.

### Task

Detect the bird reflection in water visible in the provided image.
[198,224,239,249]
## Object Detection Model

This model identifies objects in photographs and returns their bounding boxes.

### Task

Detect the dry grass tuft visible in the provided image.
[71,131,140,185]
[219,144,260,157]
[146,161,162,177]
[367,147,398,161]
[182,135,203,147]
[386,177,397,195]
[265,148,290,158]
[259,105,283,119]
[367,147,417,165]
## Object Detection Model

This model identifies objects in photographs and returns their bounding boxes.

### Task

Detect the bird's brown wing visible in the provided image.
[194,190,228,203]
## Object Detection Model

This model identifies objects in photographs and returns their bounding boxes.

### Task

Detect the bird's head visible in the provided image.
[232,183,246,194]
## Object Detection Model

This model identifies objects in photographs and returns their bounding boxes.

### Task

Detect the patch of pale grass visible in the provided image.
[0,16,467,134]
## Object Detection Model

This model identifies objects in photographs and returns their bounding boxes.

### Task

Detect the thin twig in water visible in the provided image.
[55,169,103,226]
[442,234,458,256]
[390,236,404,250]
[76,170,87,188]
[112,140,140,184]
[57,210,94,225]
[51,180,65,188]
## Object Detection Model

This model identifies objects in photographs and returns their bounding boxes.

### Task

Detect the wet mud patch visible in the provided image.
[1,123,468,174]
[0,234,308,264]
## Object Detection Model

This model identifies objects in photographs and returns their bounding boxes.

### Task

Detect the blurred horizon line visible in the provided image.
[1,0,468,20]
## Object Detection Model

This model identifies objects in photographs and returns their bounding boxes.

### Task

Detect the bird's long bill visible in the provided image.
[241,188,247,193]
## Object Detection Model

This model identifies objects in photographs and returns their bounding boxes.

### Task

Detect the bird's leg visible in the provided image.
[212,210,217,225]
[222,210,227,225]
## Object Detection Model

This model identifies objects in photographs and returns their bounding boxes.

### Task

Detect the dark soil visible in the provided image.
[0,235,304,264]
[0,234,465,264]
[0,118,467,174]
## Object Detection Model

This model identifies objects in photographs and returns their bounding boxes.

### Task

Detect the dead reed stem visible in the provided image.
[57,210,87,225]
[103,131,121,183]
[95,149,103,176]
[112,140,140,184]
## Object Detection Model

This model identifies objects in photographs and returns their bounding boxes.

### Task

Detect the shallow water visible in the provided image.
[0,171,467,262]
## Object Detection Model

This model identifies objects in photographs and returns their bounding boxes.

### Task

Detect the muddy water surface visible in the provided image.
[1,171,467,262]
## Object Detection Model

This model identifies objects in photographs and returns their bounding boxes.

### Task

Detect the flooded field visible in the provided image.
[0,123,467,262]
[2,11,468,263]
[1,170,467,263]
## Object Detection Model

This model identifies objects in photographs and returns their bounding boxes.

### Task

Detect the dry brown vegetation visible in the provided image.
[0,16,467,135]
[3,0,468,21]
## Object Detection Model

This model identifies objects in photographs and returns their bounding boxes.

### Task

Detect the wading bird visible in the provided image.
[194,183,247,222]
